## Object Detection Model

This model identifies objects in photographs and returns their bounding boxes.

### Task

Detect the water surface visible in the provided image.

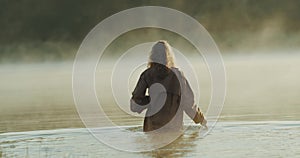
[1,121,299,157]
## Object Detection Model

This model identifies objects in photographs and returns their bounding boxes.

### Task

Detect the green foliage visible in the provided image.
[0,0,299,62]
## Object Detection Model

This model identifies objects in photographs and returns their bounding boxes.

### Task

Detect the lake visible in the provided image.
[0,53,299,157]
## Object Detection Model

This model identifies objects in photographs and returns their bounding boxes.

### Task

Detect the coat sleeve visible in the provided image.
[130,72,150,113]
[180,72,205,124]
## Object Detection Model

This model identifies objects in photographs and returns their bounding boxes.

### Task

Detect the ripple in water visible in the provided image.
[0,121,299,157]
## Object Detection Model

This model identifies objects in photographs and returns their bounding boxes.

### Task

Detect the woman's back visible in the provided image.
[134,65,181,131]
[130,41,206,132]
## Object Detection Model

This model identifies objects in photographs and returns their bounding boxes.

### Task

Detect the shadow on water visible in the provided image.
[142,126,202,158]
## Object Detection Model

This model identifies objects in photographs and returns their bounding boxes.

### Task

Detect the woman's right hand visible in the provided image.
[201,117,208,129]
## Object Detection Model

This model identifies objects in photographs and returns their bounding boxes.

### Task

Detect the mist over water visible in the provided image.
[0,53,299,133]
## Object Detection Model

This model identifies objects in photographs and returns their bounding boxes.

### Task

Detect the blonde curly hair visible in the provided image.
[148,40,175,68]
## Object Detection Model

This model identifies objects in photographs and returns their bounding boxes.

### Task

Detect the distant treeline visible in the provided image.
[0,0,299,62]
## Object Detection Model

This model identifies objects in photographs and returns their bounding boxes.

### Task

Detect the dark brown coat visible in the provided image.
[131,65,205,132]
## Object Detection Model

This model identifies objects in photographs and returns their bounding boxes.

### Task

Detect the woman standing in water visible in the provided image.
[130,40,207,132]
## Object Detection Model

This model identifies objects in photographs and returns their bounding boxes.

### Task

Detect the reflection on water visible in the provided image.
[143,126,201,158]
[0,122,299,157]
